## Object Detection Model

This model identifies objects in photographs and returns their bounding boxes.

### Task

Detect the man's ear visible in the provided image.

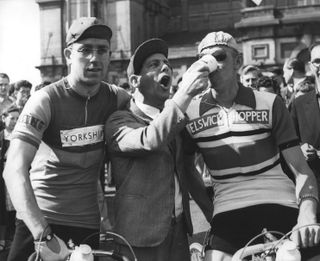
[234,53,243,71]
[64,48,72,65]
[128,74,141,90]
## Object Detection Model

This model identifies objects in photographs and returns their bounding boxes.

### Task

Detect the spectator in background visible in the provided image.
[8,84,15,100]
[0,74,14,116]
[264,66,286,99]
[8,80,32,113]
[295,75,315,98]
[240,64,262,89]
[256,75,281,95]
[290,42,320,219]
[283,58,307,108]
[0,107,20,252]
[31,81,51,95]
[266,66,285,89]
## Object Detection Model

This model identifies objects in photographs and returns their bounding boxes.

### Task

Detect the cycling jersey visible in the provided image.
[12,78,128,229]
[184,84,299,216]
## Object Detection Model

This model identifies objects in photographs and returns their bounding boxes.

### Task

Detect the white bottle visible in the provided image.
[276,240,301,261]
[199,54,218,73]
[69,244,94,261]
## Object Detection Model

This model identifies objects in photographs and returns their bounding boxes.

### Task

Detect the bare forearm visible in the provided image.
[5,169,48,238]
[3,140,49,239]
[282,146,318,219]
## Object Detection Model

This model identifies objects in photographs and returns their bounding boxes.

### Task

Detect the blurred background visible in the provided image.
[1,0,319,87]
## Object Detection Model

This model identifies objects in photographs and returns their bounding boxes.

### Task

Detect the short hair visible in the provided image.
[285,58,305,74]
[14,80,32,91]
[309,42,320,53]
[256,76,280,93]
[2,106,20,117]
[0,73,10,81]
[241,65,262,76]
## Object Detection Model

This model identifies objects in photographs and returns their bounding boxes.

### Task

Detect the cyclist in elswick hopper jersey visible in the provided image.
[3,17,129,261]
[182,31,320,261]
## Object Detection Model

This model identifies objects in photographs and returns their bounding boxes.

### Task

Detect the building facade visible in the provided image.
[35,0,320,84]
[236,0,320,70]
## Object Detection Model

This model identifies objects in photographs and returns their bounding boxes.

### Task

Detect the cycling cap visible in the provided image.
[66,17,112,46]
[127,38,168,77]
[198,31,240,54]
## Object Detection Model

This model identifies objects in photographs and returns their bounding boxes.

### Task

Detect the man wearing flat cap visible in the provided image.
[3,17,130,261]
[183,31,320,260]
[105,38,213,260]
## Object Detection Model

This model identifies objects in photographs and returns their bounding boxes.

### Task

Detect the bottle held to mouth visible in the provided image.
[199,54,218,73]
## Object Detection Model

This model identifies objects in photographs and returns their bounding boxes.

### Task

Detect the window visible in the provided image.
[68,0,99,22]
[252,44,269,59]
[280,42,297,59]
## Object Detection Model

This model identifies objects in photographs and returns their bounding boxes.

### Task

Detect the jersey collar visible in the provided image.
[199,83,256,115]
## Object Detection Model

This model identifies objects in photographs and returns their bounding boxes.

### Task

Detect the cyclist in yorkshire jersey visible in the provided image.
[182,31,320,261]
[3,17,129,261]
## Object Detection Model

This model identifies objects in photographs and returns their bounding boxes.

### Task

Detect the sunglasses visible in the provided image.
[310,58,320,69]
[197,49,227,62]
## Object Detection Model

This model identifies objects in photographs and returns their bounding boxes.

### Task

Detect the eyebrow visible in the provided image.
[73,43,110,49]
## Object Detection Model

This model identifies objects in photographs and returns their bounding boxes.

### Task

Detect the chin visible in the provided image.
[83,78,102,86]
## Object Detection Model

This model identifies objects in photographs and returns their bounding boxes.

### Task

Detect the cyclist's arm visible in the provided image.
[282,145,319,248]
[282,145,318,217]
[3,89,52,240]
[3,139,49,239]
[181,129,214,223]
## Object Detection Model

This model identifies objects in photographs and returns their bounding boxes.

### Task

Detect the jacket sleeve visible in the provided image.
[105,100,187,157]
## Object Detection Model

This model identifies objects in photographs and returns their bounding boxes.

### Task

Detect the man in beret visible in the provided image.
[183,31,320,261]
[105,38,213,260]
[3,17,129,261]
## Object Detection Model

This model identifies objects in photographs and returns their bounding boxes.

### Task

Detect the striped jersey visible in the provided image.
[185,85,299,216]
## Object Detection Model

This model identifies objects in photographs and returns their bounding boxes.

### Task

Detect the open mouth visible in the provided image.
[87,67,101,72]
[159,75,171,88]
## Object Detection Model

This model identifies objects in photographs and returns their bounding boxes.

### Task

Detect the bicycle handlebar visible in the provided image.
[92,249,130,261]
[231,240,280,261]
[28,249,131,261]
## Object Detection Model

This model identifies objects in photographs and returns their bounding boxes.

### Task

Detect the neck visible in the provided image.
[67,76,100,97]
[134,90,164,110]
[211,79,239,108]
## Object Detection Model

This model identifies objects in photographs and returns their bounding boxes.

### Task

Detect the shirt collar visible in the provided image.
[135,100,160,120]
[199,83,256,115]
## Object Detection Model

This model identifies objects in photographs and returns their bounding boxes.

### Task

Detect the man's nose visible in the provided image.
[161,63,171,73]
[89,50,100,60]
